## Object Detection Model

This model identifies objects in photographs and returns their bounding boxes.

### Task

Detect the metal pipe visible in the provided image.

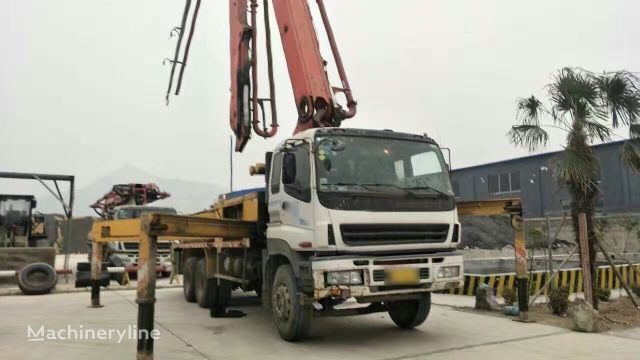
[250,0,261,137]
[175,0,202,95]
[64,177,75,283]
[315,0,357,119]
[0,270,16,278]
[252,0,279,138]
[165,0,192,104]
[529,246,578,306]
[33,175,70,215]
[596,239,640,309]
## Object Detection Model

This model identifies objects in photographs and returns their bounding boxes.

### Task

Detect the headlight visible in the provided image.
[437,266,460,279]
[326,270,363,285]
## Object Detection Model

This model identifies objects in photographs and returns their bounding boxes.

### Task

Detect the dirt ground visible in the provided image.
[457,296,640,332]
[527,297,640,332]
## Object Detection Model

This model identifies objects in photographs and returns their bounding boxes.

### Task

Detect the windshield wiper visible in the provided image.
[324,182,371,192]
[324,182,414,197]
[406,185,451,198]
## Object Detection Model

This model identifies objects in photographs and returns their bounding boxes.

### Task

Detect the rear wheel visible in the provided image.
[271,264,311,341]
[195,258,216,308]
[182,257,197,303]
[388,293,431,329]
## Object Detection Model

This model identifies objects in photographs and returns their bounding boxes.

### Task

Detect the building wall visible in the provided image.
[451,141,640,218]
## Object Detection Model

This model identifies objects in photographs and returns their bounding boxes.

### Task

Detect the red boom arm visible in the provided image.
[229,0,357,151]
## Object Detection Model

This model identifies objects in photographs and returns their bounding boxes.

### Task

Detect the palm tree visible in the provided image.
[508,67,640,308]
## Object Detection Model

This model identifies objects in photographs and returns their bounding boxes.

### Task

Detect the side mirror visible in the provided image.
[282,153,297,185]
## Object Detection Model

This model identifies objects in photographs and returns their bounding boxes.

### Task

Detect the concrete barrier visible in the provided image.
[449,263,640,296]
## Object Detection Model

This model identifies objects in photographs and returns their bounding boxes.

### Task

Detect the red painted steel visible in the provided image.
[229,0,253,151]
[228,0,356,151]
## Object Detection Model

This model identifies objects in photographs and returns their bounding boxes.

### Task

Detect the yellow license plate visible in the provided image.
[386,268,420,285]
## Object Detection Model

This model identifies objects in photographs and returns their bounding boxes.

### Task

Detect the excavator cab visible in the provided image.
[0,195,36,247]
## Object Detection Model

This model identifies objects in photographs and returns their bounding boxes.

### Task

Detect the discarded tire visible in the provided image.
[18,263,57,295]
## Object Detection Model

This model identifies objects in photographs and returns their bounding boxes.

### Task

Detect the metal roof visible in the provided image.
[451,140,627,173]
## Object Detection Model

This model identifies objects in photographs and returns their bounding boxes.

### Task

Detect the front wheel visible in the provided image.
[271,264,312,341]
[388,293,431,329]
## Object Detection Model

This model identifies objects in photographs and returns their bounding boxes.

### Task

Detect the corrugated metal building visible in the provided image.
[450,141,640,218]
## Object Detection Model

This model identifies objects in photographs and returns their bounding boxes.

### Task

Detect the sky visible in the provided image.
[1,0,639,203]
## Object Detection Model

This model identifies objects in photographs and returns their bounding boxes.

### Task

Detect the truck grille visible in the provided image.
[372,268,430,282]
[123,242,171,251]
[340,224,449,246]
[123,242,138,251]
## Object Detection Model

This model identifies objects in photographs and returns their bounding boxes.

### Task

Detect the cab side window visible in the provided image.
[284,145,311,203]
[271,153,282,194]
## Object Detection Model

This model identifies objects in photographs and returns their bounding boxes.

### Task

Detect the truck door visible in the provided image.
[268,144,315,243]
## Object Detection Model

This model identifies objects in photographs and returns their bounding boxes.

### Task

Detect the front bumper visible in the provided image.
[310,252,464,301]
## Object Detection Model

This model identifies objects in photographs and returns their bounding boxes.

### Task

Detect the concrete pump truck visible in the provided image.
[127,0,464,342]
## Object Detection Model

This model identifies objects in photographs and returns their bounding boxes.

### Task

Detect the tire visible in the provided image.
[183,257,198,303]
[76,262,91,272]
[388,293,431,329]
[195,258,215,308]
[271,264,312,341]
[18,263,57,295]
[161,271,171,278]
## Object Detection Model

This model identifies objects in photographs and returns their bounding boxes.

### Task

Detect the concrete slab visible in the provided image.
[607,327,640,341]
[0,288,637,360]
[426,332,640,360]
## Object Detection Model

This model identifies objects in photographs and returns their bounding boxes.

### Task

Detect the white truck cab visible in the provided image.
[263,127,463,338]
[178,127,464,341]
[107,205,176,276]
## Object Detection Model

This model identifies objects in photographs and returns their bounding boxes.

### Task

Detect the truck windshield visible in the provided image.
[314,135,453,197]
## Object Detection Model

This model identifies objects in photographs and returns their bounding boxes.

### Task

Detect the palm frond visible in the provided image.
[555,146,599,194]
[549,68,600,117]
[596,71,640,127]
[621,140,640,172]
[508,125,549,151]
[630,123,640,139]
[583,120,612,142]
[516,96,545,125]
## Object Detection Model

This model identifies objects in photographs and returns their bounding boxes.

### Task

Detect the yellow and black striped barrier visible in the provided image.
[449,263,640,296]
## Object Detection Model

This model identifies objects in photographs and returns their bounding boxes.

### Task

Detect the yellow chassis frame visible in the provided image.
[88,198,527,359]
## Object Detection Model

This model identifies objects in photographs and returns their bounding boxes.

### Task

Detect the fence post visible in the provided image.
[513,214,529,320]
[90,243,103,308]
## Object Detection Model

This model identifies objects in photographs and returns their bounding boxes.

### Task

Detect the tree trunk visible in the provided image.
[569,189,599,308]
